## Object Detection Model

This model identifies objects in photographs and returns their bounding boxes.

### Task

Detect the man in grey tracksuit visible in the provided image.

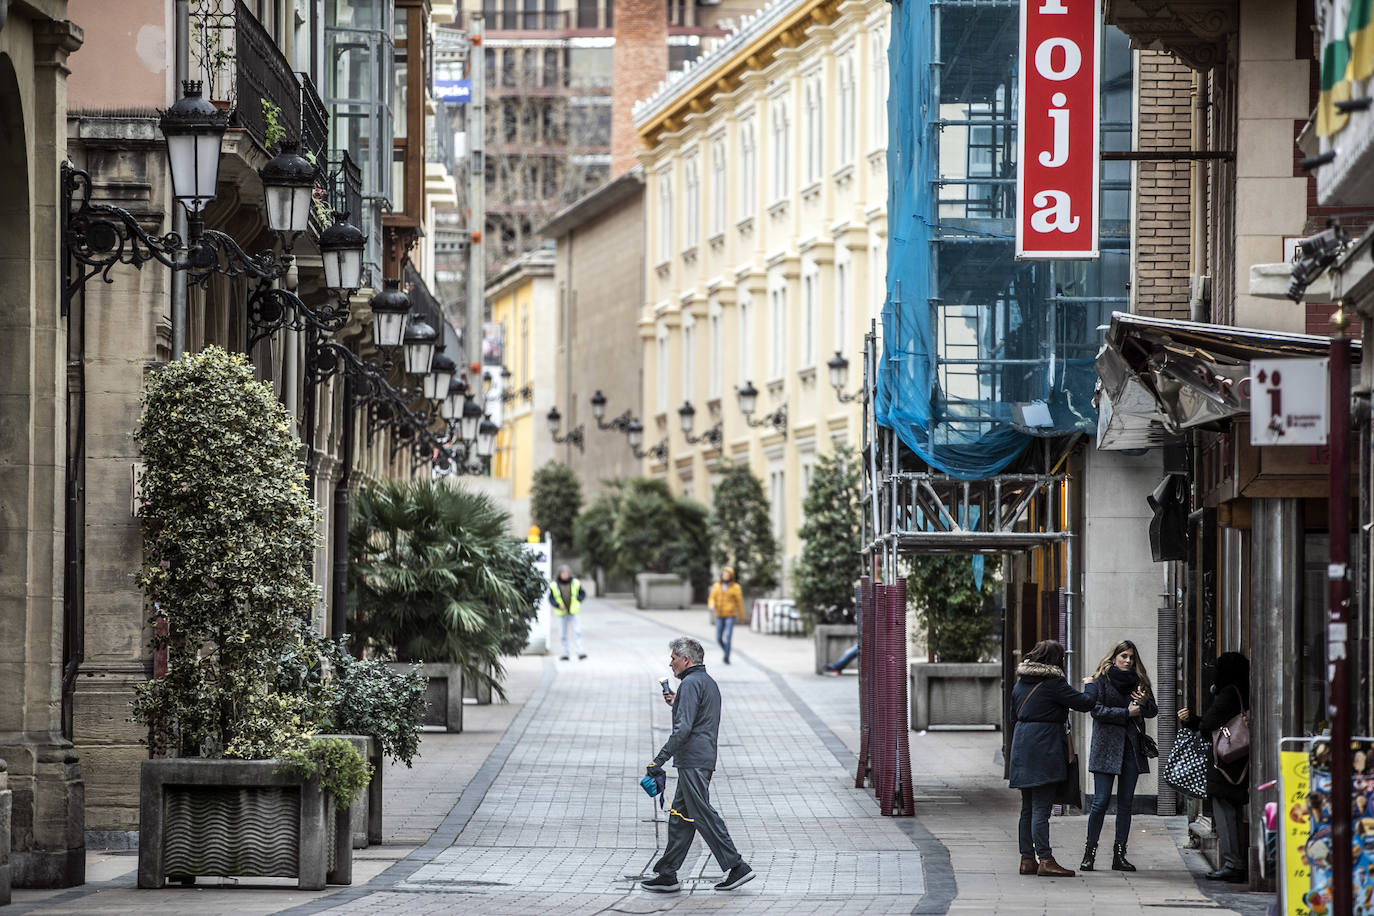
[641,636,756,893]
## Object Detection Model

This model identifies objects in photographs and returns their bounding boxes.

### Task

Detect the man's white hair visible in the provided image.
[669,637,704,665]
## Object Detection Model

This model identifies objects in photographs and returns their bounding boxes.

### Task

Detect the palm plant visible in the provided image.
[347,479,546,698]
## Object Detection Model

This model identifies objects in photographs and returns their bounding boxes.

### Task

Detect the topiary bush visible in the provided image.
[794,448,864,629]
[131,346,322,760]
[530,461,582,550]
[710,462,779,594]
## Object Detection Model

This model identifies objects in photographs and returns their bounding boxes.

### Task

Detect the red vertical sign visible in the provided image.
[1016,0,1100,260]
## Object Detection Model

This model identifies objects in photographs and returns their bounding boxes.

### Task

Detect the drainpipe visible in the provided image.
[331,375,354,642]
[171,0,189,359]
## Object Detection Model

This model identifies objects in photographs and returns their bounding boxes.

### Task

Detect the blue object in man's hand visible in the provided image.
[641,765,666,807]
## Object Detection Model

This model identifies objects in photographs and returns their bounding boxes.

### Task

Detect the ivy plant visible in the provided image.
[131,347,321,760]
[794,448,864,629]
[277,737,372,808]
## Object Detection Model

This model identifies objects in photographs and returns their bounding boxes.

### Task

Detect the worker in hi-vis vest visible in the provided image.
[548,564,587,660]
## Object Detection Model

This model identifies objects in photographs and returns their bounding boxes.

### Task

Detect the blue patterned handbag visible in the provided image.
[1162,728,1209,798]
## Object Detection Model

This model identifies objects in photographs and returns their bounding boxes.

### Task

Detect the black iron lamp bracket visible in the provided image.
[632,439,669,462]
[247,281,351,351]
[596,409,636,434]
[833,386,864,404]
[553,425,586,453]
[684,423,723,449]
[744,405,788,438]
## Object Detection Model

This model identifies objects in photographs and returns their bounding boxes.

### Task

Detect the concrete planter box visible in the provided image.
[813,625,859,674]
[319,736,376,850]
[137,758,351,889]
[463,666,494,705]
[387,662,463,733]
[635,573,692,609]
[909,662,1003,731]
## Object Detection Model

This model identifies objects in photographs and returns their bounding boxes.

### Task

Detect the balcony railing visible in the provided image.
[232,1,303,152]
[299,71,329,166]
[478,9,571,30]
[327,150,364,225]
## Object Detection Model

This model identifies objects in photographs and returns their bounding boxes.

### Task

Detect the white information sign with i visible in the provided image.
[1248,357,1329,447]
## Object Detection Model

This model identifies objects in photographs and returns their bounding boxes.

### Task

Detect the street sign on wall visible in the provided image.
[1016,0,1101,260]
[435,79,472,103]
[1249,357,1329,446]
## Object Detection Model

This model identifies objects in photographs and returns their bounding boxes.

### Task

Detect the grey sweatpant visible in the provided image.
[653,766,744,876]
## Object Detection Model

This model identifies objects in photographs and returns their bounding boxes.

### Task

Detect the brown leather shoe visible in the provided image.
[1037,857,1075,877]
[1019,858,1038,875]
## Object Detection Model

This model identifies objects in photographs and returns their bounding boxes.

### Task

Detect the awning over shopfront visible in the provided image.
[1094,312,1359,450]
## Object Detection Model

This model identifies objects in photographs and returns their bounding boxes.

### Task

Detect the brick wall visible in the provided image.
[611,0,667,176]
[1134,50,1194,320]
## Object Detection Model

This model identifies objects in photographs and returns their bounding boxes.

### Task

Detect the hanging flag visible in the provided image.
[1016,0,1101,260]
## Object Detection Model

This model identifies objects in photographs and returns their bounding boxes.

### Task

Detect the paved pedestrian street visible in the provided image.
[11,597,1275,915]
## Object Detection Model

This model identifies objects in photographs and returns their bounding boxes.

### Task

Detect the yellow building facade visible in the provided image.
[487,248,557,505]
[633,0,889,588]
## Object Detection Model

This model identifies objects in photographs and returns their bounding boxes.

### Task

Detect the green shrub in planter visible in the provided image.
[907,554,1002,663]
[794,448,863,630]
[326,645,427,767]
[277,737,373,808]
[348,479,546,699]
[131,347,320,759]
[531,461,582,550]
[710,463,779,594]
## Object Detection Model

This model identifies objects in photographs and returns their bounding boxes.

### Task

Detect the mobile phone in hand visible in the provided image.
[659,678,671,693]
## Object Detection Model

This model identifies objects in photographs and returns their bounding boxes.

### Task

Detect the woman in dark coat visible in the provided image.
[1079,640,1157,872]
[1009,639,1098,877]
[1178,651,1250,883]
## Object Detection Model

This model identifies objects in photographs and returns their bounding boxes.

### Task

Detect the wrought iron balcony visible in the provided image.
[232,0,305,155]
[327,150,363,226]
[298,72,329,167]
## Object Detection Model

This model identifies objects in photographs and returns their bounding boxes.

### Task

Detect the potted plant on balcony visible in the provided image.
[906,554,1004,731]
[348,479,546,728]
[131,347,368,890]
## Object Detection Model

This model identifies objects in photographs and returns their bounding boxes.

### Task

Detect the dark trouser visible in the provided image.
[827,644,860,673]
[1213,795,1248,872]
[1018,784,1056,859]
[715,616,736,662]
[653,767,744,876]
[1086,746,1140,846]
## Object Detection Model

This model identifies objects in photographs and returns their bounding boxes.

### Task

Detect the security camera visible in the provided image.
[1287,223,1347,302]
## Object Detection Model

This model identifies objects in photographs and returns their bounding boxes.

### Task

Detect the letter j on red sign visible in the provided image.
[1016,0,1100,260]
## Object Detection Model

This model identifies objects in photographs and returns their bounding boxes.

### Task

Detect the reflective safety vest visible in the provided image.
[550,578,582,616]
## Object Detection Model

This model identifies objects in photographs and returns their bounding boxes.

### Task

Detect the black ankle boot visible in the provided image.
[1079,842,1097,871]
[1111,843,1136,871]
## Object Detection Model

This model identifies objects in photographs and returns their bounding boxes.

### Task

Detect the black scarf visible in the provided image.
[1106,665,1139,695]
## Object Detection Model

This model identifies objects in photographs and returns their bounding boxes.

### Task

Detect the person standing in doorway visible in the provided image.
[642,637,755,894]
[708,567,746,664]
[1178,651,1251,883]
[1079,639,1157,872]
[548,565,586,661]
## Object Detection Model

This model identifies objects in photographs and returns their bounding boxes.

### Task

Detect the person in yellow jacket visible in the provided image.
[708,567,746,664]
[548,565,587,660]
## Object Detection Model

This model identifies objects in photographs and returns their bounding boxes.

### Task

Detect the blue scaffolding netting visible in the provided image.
[876,0,1133,480]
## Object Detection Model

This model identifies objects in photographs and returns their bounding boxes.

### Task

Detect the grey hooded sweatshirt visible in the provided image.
[652,665,721,770]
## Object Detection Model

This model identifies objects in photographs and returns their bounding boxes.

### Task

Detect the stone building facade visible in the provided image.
[633,0,888,582]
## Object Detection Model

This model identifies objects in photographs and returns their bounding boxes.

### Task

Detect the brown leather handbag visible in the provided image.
[1210,685,1250,763]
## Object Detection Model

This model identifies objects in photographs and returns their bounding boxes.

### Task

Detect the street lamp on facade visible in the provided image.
[677,400,722,448]
[735,380,788,438]
[589,389,635,432]
[546,406,585,452]
[827,351,865,403]
[625,419,669,462]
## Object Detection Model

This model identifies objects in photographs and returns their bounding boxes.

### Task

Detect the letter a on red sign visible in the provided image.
[1016,0,1100,259]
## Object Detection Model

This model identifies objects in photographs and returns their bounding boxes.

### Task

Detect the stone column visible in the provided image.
[1250,497,1303,876]
[0,11,86,888]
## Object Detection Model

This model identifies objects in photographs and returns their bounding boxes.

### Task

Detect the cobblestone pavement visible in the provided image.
[10,597,1278,915]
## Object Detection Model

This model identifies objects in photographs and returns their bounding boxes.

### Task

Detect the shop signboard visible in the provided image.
[1287,736,1374,915]
[1016,0,1100,260]
[434,78,471,103]
[1249,358,1330,447]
